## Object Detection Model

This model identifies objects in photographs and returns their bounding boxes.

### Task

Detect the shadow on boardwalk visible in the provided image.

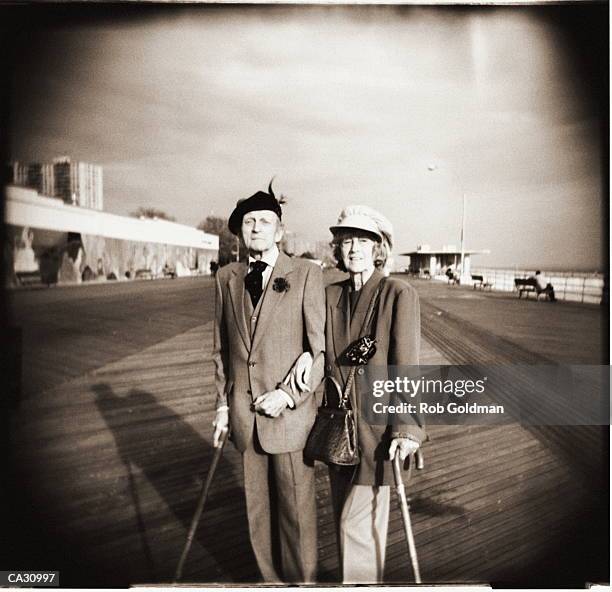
[91,383,257,584]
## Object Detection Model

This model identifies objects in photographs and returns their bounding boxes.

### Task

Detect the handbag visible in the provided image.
[304,375,360,465]
[304,278,386,466]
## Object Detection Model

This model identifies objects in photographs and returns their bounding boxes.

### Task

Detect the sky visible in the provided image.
[7,5,606,270]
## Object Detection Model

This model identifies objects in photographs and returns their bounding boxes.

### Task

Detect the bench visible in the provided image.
[15,271,42,287]
[514,278,547,300]
[472,274,493,290]
[135,269,153,280]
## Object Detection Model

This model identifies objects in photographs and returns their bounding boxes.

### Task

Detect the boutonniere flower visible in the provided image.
[273,277,290,293]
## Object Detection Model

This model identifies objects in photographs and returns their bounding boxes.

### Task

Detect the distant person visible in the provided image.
[445,266,458,284]
[531,270,556,302]
[209,260,219,276]
[162,263,175,278]
[81,266,95,282]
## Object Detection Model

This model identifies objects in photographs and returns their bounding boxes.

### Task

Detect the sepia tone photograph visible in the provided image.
[0,2,608,589]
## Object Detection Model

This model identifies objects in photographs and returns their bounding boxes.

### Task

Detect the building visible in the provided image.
[399,244,489,278]
[23,163,56,198]
[4,185,218,286]
[7,156,104,210]
[52,157,104,210]
[8,162,28,186]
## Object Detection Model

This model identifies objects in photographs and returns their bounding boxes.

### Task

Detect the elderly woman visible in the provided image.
[325,205,426,584]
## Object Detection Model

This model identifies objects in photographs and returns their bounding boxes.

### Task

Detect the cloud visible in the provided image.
[8,6,604,268]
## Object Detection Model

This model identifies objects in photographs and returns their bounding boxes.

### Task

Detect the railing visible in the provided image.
[471,267,604,304]
[465,268,604,304]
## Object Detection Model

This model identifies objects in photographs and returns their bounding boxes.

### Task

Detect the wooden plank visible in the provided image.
[7,277,606,586]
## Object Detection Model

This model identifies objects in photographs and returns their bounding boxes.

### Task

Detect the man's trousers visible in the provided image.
[242,431,317,583]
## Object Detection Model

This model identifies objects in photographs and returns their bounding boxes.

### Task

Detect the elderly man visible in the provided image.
[211,182,325,583]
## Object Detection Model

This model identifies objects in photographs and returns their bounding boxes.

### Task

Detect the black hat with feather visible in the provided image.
[228,179,285,235]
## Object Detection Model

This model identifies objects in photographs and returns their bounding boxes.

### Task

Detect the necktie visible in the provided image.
[245,260,268,307]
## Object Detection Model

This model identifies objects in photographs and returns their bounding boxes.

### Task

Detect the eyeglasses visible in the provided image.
[340,237,374,247]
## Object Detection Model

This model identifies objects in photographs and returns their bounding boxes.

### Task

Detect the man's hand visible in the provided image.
[388,437,420,461]
[253,389,290,418]
[286,352,313,394]
[212,409,229,448]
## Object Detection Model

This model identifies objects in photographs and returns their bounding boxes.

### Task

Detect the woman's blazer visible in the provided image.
[324,269,426,486]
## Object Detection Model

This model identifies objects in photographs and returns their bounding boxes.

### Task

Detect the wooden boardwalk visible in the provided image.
[6,277,215,397]
[5,277,608,587]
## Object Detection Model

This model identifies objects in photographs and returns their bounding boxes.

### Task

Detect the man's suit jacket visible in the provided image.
[213,251,325,454]
[325,270,426,485]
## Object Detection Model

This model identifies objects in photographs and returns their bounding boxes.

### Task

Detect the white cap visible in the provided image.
[329,213,383,241]
[330,205,393,249]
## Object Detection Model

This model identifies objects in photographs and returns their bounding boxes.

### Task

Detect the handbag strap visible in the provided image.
[321,375,343,408]
[341,277,387,409]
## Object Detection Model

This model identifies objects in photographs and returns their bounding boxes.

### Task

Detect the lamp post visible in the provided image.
[459,193,467,282]
[427,163,469,282]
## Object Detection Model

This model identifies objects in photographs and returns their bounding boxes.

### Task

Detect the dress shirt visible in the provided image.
[248,244,279,293]
[248,244,295,409]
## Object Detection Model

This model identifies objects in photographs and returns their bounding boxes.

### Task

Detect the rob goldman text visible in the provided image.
[372,402,505,415]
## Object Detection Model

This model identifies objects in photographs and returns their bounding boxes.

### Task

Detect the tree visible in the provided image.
[198,216,241,266]
[130,207,176,221]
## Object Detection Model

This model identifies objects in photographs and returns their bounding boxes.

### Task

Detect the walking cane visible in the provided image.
[174,426,229,583]
[392,448,424,584]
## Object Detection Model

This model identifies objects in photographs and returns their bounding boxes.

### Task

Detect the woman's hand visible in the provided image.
[388,437,420,461]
